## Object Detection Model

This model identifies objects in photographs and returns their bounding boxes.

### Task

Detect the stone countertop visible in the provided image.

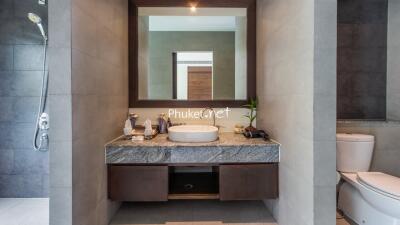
[105,133,280,164]
[107,132,280,147]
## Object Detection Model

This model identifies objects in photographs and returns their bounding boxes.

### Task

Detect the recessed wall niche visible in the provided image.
[337,0,388,120]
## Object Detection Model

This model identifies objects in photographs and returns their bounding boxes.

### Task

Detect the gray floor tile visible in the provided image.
[110,200,277,225]
[0,198,48,225]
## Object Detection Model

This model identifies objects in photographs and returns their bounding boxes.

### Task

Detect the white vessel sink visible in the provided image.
[168,125,218,143]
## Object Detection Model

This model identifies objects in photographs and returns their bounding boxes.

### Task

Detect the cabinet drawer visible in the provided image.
[219,164,278,200]
[108,165,168,201]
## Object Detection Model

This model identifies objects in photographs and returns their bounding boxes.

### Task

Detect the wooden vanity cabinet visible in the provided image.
[108,165,168,201]
[108,163,278,201]
[219,164,278,200]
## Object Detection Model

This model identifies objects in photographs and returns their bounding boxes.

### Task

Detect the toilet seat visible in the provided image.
[340,172,400,221]
[357,172,400,200]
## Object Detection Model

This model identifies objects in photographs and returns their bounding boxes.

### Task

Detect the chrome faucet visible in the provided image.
[201,107,216,127]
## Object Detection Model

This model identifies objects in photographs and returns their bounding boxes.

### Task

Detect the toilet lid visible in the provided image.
[357,172,400,199]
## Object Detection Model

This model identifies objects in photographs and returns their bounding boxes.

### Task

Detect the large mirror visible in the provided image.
[130,1,256,107]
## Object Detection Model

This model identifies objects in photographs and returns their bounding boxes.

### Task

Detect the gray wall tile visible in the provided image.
[49,95,72,142]
[14,45,46,70]
[337,0,388,120]
[0,20,16,44]
[0,0,13,18]
[0,122,35,149]
[0,0,48,197]
[0,97,39,122]
[0,71,43,97]
[14,0,48,20]
[337,0,360,23]
[14,18,46,45]
[50,187,72,225]
[258,0,336,224]
[352,24,387,48]
[13,149,49,174]
[47,0,73,217]
[48,0,126,223]
[70,0,128,224]
[48,47,71,95]
[337,25,353,48]
[0,174,44,197]
[13,71,43,97]
[387,0,400,120]
[71,4,98,57]
[337,121,400,178]
[0,150,14,174]
[0,45,13,70]
[0,71,13,96]
[42,173,49,196]
[49,141,72,187]
[48,0,71,48]
[359,0,388,24]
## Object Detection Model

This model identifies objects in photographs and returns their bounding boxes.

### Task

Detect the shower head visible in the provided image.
[28,13,42,24]
[27,13,47,41]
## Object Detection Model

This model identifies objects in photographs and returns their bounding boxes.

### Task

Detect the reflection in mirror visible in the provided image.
[138,7,247,101]
[175,52,213,100]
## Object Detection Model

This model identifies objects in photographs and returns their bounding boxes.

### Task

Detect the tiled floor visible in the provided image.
[0,198,355,225]
[110,200,277,225]
[337,217,351,225]
[0,198,49,225]
[336,212,357,225]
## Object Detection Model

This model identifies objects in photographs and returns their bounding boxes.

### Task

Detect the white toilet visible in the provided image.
[337,133,400,225]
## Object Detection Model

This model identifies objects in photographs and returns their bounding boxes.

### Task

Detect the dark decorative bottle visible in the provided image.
[158,113,168,134]
[129,113,138,128]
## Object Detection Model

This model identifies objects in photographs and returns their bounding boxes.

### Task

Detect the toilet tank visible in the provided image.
[336,133,375,173]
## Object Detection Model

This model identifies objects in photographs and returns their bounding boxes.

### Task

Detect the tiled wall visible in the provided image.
[387,0,400,120]
[0,0,48,197]
[337,0,388,119]
[48,0,72,223]
[336,0,400,179]
[70,0,128,224]
[48,0,129,224]
[337,121,400,177]
[257,0,337,224]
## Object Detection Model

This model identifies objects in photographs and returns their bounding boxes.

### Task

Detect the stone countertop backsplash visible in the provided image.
[105,133,280,164]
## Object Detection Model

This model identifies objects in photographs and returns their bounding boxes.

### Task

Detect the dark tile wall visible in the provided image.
[0,0,48,197]
[337,0,388,119]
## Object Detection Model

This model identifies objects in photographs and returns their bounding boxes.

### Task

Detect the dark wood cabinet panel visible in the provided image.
[108,165,168,201]
[108,164,278,201]
[219,164,278,200]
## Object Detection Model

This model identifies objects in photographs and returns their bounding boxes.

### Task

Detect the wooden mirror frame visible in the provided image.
[129,0,256,108]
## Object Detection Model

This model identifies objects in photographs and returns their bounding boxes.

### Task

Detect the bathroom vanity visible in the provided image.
[105,133,280,201]
[113,0,277,202]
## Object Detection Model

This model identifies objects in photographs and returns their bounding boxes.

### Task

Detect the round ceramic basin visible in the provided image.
[168,125,218,143]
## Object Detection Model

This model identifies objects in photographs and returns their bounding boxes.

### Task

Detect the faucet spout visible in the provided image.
[201,107,216,127]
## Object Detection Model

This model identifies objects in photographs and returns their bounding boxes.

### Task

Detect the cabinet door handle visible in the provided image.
[184,184,194,190]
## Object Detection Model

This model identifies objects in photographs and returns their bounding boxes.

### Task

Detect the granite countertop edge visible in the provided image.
[105,133,281,164]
